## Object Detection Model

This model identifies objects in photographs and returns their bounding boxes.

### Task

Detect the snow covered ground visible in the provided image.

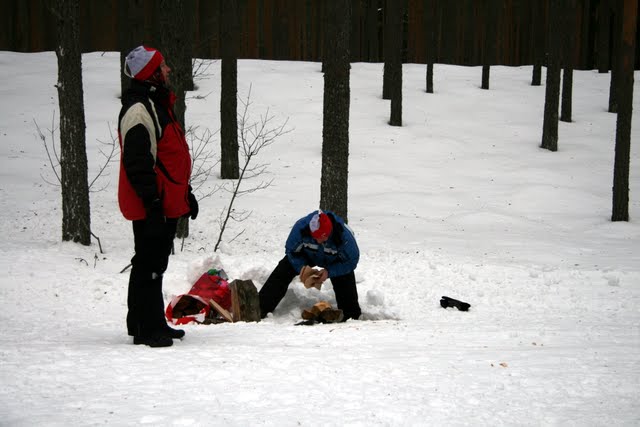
[0,51,638,426]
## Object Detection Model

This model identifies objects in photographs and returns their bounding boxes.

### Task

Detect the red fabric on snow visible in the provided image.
[165,269,232,324]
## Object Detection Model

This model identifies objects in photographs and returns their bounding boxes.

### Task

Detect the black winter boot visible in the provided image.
[164,325,185,339]
[133,331,173,347]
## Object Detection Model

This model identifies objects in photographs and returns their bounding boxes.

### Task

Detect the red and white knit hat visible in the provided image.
[124,46,164,81]
[310,210,332,240]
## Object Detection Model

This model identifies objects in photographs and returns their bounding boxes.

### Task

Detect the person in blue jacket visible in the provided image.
[259,210,362,321]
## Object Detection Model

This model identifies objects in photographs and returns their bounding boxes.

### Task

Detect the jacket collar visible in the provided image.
[125,79,173,107]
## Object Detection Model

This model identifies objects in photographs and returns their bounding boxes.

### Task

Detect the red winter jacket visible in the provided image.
[117,81,192,220]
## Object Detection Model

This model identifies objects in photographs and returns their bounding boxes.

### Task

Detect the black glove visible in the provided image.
[144,199,166,238]
[187,190,199,220]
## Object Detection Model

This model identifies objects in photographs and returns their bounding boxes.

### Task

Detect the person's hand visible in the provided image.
[144,199,166,238]
[300,266,317,284]
[317,269,329,283]
[300,266,322,290]
[187,189,199,220]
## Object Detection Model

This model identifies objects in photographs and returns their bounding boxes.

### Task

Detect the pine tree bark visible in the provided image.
[530,0,544,86]
[158,0,189,128]
[320,0,351,221]
[220,0,240,180]
[611,0,637,221]
[541,0,562,152]
[481,0,498,90]
[560,68,573,123]
[365,0,380,62]
[481,65,490,90]
[158,0,192,238]
[560,1,577,123]
[182,0,196,92]
[388,0,403,126]
[382,0,392,99]
[118,0,144,98]
[425,0,436,94]
[608,0,622,113]
[53,0,91,245]
[597,0,612,73]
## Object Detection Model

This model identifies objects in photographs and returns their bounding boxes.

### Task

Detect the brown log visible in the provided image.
[229,279,261,322]
[209,298,233,323]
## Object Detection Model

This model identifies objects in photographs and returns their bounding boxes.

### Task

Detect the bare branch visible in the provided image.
[214,87,291,252]
[192,58,217,82]
[34,116,61,184]
[87,124,118,192]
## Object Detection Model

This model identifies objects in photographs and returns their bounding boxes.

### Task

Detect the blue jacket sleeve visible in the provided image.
[284,217,308,274]
[326,225,360,278]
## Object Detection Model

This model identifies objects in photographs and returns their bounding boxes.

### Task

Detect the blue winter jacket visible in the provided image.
[285,211,360,278]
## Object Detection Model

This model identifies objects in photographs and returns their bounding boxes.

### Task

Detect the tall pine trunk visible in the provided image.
[424,0,436,94]
[608,0,622,113]
[611,0,637,221]
[481,0,498,90]
[220,0,240,180]
[54,0,91,245]
[158,0,189,128]
[530,0,544,86]
[382,0,392,100]
[597,0,612,73]
[560,0,577,124]
[560,68,573,122]
[388,0,403,126]
[321,0,351,221]
[541,0,562,152]
[158,0,193,238]
[118,0,144,98]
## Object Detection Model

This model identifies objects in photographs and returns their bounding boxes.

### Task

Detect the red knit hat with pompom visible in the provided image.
[310,211,332,240]
[124,45,164,81]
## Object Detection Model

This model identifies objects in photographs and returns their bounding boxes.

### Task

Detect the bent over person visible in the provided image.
[259,210,362,321]
[118,46,198,347]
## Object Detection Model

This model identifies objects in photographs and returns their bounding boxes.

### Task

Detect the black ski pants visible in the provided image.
[127,218,177,337]
[258,255,362,320]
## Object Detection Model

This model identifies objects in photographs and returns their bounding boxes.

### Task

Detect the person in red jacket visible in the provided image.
[118,46,198,347]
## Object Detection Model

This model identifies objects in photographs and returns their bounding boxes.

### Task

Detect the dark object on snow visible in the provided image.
[440,296,471,311]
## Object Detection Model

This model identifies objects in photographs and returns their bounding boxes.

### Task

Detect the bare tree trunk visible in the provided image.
[530,0,544,86]
[560,68,573,122]
[608,0,621,113]
[118,0,144,98]
[425,0,436,94]
[158,0,192,238]
[220,0,240,180]
[532,64,542,86]
[560,0,577,123]
[541,0,562,152]
[321,0,351,221]
[388,0,403,126]
[481,65,490,90]
[597,0,612,73]
[52,0,91,246]
[481,0,498,90]
[365,0,380,62]
[182,0,196,91]
[382,0,392,99]
[158,0,189,128]
[611,0,637,221]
